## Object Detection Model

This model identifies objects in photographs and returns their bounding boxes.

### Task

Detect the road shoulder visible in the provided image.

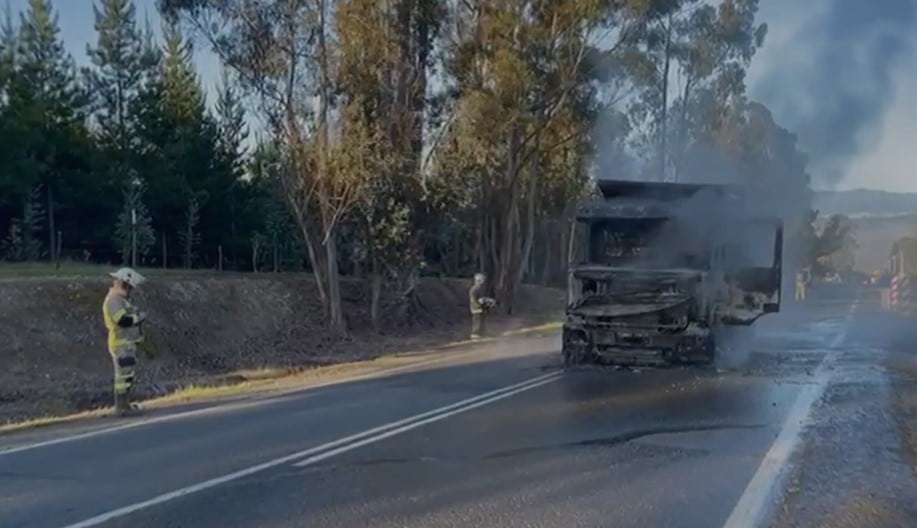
[768,339,917,527]
[0,326,559,451]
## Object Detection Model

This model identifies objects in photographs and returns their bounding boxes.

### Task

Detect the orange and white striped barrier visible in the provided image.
[890,274,915,313]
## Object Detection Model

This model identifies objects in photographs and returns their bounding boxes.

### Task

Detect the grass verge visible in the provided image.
[890,361,917,471]
[0,261,209,279]
[0,321,561,435]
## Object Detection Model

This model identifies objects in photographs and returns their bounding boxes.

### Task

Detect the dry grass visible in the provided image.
[814,494,903,528]
[0,321,561,434]
[0,408,111,434]
[0,261,178,279]
[0,261,271,280]
[130,321,562,405]
[887,355,917,474]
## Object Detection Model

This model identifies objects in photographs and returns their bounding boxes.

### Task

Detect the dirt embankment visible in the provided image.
[0,276,563,423]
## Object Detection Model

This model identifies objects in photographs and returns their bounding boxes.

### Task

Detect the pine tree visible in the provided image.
[160,17,205,126]
[114,174,155,265]
[85,0,146,163]
[15,0,86,139]
[214,70,249,266]
[2,185,45,261]
[178,190,206,268]
[131,13,164,171]
[0,6,21,195]
[214,70,247,180]
[0,4,15,92]
[134,16,216,264]
[12,0,88,261]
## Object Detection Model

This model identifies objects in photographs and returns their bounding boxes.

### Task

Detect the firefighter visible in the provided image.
[469,272,496,339]
[794,268,807,301]
[102,267,148,416]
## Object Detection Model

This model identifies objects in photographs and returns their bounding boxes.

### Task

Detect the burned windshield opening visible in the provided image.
[585,217,711,270]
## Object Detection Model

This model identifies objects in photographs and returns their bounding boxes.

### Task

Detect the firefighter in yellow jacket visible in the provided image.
[102,268,148,416]
[794,266,810,301]
[469,273,496,339]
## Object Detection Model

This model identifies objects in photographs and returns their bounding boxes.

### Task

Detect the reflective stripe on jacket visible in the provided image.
[103,292,143,348]
[469,284,484,314]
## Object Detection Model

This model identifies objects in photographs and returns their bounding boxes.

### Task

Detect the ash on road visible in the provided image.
[1,287,915,528]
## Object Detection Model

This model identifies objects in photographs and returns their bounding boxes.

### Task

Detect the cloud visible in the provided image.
[747,0,917,191]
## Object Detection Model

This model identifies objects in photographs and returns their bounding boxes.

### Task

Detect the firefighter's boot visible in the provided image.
[114,391,141,417]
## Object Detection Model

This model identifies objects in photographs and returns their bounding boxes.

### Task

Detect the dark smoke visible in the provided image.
[750,0,917,185]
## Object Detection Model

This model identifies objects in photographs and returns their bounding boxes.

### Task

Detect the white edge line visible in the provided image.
[722,303,857,528]
[0,346,494,457]
[59,371,561,528]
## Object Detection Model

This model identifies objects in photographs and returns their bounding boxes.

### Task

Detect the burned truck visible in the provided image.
[562,179,783,367]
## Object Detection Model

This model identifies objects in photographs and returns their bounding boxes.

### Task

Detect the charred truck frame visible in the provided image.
[562,180,783,367]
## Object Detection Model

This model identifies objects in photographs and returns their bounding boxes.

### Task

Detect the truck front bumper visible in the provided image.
[562,321,712,366]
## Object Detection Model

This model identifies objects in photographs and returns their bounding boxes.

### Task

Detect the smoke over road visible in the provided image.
[748,0,917,189]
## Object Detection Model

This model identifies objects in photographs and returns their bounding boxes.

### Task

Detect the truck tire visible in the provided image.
[562,345,590,367]
[700,333,717,365]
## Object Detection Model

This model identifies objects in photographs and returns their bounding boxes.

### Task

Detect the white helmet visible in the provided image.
[110,267,146,288]
[473,273,486,284]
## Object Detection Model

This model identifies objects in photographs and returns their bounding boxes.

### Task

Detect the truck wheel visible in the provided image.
[562,346,589,367]
[702,333,717,365]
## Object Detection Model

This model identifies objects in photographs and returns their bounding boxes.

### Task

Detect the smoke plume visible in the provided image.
[748,0,917,188]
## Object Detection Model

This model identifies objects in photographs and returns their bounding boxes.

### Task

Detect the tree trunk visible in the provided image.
[229,188,237,268]
[566,219,576,270]
[473,223,483,274]
[47,186,55,262]
[272,231,279,272]
[293,214,328,305]
[516,155,540,287]
[659,15,673,181]
[673,77,696,182]
[325,228,346,333]
[252,239,259,272]
[370,254,382,332]
[541,222,552,286]
[184,231,191,269]
[497,197,518,314]
[55,231,62,270]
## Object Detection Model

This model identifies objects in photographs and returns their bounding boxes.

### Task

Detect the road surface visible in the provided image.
[1,286,915,527]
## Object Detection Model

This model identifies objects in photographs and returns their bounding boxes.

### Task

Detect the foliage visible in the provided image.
[0,0,817,327]
[114,176,156,265]
[2,185,44,261]
[812,213,854,261]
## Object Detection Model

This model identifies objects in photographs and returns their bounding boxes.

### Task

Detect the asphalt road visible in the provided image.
[1,286,915,528]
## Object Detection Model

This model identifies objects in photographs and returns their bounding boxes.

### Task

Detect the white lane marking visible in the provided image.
[722,303,858,528]
[59,371,562,528]
[292,374,560,467]
[0,344,513,457]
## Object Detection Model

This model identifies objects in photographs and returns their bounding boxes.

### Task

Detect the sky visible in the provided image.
[5,0,223,97]
[8,0,917,193]
[747,0,917,193]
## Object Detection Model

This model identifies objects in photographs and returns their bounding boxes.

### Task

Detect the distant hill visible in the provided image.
[814,189,917,217]
[811,189,917,271]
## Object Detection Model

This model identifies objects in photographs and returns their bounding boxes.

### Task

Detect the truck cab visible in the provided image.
[562,180,783,367]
